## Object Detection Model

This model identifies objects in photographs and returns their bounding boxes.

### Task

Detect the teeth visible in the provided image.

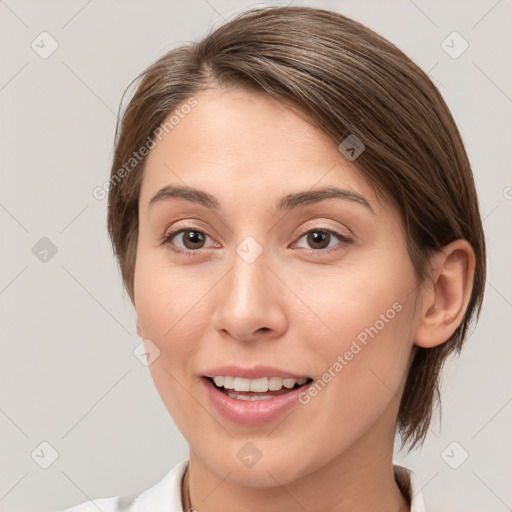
[283,378,297,389]
[211,376,308,392]
[234,377,251,392]
[226,391,274,401]
[268,377,283,391]
[216,376,234,389]
[249,377,267,392]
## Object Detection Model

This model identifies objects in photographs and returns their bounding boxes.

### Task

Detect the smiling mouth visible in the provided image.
[205,376,314,401]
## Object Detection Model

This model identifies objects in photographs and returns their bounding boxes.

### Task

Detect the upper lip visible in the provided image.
[202,365,311,380]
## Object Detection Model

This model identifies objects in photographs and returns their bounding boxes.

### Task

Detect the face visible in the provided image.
[134,87,422,487]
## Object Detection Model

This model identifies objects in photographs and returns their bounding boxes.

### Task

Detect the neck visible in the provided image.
[184,460,409,512]
[184,412,410,512]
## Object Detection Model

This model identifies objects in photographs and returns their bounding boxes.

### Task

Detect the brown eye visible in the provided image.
[306,231,331,250]
[295,229,352,252]
[180,230,206,250]
[163,229,211,251]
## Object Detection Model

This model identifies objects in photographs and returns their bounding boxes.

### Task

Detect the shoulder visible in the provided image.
[58,459,189,512]
[393,463,426,512]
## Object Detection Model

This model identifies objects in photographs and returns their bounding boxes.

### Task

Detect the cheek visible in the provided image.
[134,256,208,432]
[134,245,205,340]
[135,275,207,368]
[295,257,415,348]
[134,247,217,373]
[296,256,417,406]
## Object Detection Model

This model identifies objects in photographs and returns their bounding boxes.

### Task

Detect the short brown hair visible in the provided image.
[107,6,486,451]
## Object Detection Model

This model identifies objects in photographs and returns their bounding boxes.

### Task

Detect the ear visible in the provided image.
[414,239,476,348]
[136,318,142,337]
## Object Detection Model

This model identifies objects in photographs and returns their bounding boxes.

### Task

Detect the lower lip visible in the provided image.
[202,378,310,426]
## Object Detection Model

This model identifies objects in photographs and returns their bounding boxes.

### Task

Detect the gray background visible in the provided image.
[0,0,511,511]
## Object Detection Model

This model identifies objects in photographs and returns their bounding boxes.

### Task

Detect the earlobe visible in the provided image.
[414,239,476,349]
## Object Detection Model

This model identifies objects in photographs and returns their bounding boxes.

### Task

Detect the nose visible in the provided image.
[211,244,288,343]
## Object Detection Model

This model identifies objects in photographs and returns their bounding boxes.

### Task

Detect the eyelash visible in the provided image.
[160,223,353,258]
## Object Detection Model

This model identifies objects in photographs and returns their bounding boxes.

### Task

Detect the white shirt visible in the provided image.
[60,459,426,512]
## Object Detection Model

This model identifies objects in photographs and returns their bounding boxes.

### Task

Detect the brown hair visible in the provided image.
[107,6,486,451]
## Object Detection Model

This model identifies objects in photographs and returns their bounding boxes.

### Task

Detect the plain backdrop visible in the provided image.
[0,1,511,511]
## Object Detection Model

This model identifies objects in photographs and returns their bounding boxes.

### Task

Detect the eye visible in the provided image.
[161,227,216,255]
[160,225,352,257]
[294,228,352,253]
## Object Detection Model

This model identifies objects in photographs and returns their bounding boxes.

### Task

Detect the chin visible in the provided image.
[200,444,317,488]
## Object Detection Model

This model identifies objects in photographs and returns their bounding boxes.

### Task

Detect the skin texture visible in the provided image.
[133,87,475,512]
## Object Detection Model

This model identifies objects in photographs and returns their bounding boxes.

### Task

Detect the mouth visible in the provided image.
[203,375,314,401]
[200,365,315,425]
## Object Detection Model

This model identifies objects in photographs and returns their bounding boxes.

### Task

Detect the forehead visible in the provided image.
[139,87,381,213]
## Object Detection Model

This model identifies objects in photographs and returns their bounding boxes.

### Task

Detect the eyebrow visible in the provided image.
[148,185,374,213]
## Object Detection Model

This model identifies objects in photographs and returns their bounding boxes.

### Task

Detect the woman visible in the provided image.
[61,5,485,512]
